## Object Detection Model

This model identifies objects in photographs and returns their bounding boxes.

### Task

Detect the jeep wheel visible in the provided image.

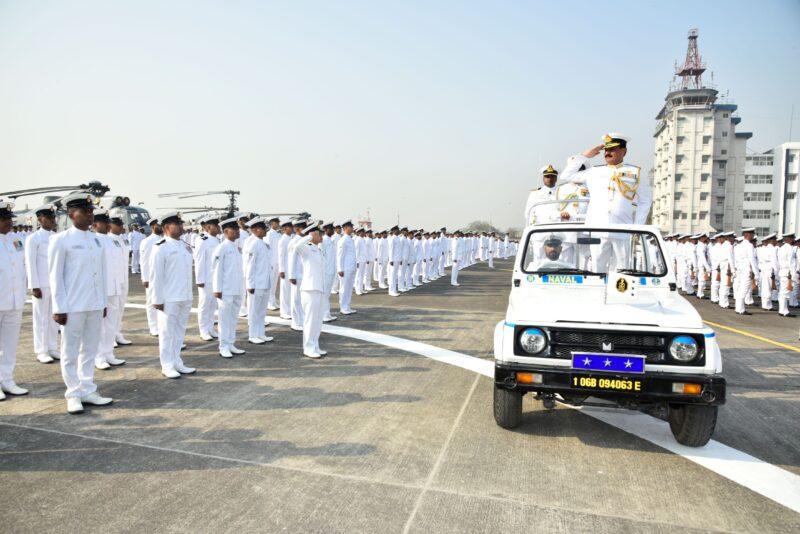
[668,404,717,447]
[493,387,522,429]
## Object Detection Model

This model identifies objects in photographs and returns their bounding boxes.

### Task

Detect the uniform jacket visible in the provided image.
[48,227,107,313]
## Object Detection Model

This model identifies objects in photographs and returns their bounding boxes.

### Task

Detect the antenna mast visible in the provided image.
[675,28,706,90]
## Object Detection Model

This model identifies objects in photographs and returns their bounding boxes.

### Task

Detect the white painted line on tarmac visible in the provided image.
[122,302,800,514]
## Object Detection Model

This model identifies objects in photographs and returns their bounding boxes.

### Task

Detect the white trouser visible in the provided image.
[98,294,124,363]
[247,289,268,339]
[279,276,292,317]
[60,310,102,399]
[240,277,248,315]
[322,270,336,319]
[790,273,799,306]
[377,261,387,287]
[710,269,720,302]
[488,255,494,268]
[339,270,355,311]
[734,269,751,313]
[301,290,323,354]
[217,294,242,350]
[354,263,364,294]
[268,264,279,308]
[0,308,23,384]
[451,261,460,284]
[696,269,707,298]
[778,274,791,315]
[760,271,774,309]
[745,276,754,305]
[157,300,191,372]
[592,240,630,273]
[197,285,217,336]
[388,263,398,294]
[117,290,128,340]
[131,250,141,273]
[405,262,413,288]
[363,262,373,290]
[412,261,421,284]
[32,287,58,357]
[145,284,158,335]
[290,280,304,329]
[719,268,732,308]
[373,260,380,282]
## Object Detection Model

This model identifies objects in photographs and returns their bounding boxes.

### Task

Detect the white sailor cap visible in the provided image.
[340,219,353,227]
[736,236,745,242]
[246,216,268,228]
[539,164,558,176]
[690,234,701,239]
[146,217,159,225]
[59,191,95,209]
[158,211,183,225]
[301,223,320,235]
[219,216,239,229]
[711,232,721,239]
[0,200,15,219]
[34,203,57,216]
[602,133,629,149]
[741,227,756,233]
[763,232,777,240]
[93,208,110,221]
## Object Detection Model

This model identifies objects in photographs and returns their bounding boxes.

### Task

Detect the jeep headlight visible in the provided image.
[669,335,698,362]
[519,328,547,354]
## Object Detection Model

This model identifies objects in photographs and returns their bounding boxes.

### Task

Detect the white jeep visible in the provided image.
[493,220,725,446]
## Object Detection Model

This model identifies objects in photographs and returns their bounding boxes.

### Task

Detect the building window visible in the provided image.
[745,174,773,184]
[702,155,710,163]
[716,197,725,207]
[788,154,796,163]
[742,210,771,219]
[675,173,683,182]
[674,192,682,200]
[677,136,685,144]
[722,131,728,137]
[787,193,797,200]
[681,213,688,220]
[700,192,709,200]
[673,211,682,220]
[703,136,711,145]
[721,149,727,155]
[717,179,726,187]
[699,211,708,220]
[701,173,709,182]
[676,155,685,163]
[723,113,729,118]
[746,155,774,166]
[715,214,723,225]
[744,192,772,202]
[789,174,797,182]
[718,161,726,169]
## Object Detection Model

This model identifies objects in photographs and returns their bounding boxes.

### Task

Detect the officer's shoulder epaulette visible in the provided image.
[201,235,208,240]
[156,239,166,246]
[625,164,641,170]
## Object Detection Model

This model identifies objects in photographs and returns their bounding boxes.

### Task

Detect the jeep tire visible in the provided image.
[668,404,717,447]
[493,387,522,429]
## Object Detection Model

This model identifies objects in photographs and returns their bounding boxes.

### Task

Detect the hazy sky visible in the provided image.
[1,1,798,231]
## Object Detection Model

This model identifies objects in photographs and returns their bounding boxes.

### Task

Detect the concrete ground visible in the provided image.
[1,260,799,533]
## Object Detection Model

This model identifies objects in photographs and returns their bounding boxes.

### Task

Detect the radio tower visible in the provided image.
[675,28,706,90]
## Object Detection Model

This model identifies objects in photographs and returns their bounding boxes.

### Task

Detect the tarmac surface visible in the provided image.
[1,259,799,533]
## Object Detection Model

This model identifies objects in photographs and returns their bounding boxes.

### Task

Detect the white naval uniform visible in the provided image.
[734,240,759,314]
[266,227,281,309]
[212,238,244,351]
[194,232,219,337]
[354,235,366,295]
[139,232,161,335]
[278,233,293,318]
[450,238,463,285]
[363,236,375,290]
[387,234,400,296]
[0,231,26,387]
[151,236,194,372]
[25,228,58,358]
[695,241,710,298]
[243,233,272,340]
[294,236,325,355]
[777,242,797,316]
[404,236,414,290]
[287,234,305,329]
[376,237,389,288]
[336,233,357,311]
[97,232,129,365]
[758,245,777,310]
[330,232,341,294]
[49,227,107,399]
[718,241,735,309]
[321,234,337,320]
[129,230,144,273]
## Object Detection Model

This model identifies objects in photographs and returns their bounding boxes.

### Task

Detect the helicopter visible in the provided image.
[1,181,153,232]
[158,189,310,224]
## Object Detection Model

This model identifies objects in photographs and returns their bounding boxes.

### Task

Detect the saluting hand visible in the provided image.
[582,144,604,158]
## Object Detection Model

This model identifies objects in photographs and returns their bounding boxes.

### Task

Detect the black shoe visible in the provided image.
[780,313,796,318]
[737,311,752,315]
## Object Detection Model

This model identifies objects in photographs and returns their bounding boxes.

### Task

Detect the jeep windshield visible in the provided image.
[521,229,667,276]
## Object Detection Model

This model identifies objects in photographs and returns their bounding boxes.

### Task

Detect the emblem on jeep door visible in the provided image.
[616,278,628,292]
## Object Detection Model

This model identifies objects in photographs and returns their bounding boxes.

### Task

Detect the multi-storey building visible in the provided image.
[743,142,800,235]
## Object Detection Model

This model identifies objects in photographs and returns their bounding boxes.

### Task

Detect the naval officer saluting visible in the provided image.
[213,216,246,358]
[294,223,327,359]
[150,212,195,378]
[48,193,112,414]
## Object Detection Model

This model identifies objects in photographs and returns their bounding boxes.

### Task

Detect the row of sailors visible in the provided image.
[0,194,516,413]
[663,230,799,317]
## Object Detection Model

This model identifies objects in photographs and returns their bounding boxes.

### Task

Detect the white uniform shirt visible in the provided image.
[778,243,797,276]
[243,233,272,290]
[278,233,292,275]
[48,227,107,314]
[266,228,281,270]
[129,230,144,254]
[294,236,324,292]
[354,235,366,264]
[151,236,194,304]
[734,240,760,277]
[139,232,161,283]
[212,238,244,296]
[100,233,129,297]
[451,238,463,263]
[0,232,26,311]
[194,233,219,286]
[287,234,304,281]
[25,228,53,290]
[336,234,356,273]
[321,234,336,275]
[559,155,652,225]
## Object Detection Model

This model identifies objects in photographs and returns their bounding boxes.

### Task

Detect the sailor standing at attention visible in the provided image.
[0,200,29,400]
[733,228,760,315]
[287,219,308,331]
[139,217,163,337]
[387,226,400,297]
[128,224,145,274]
[320,222,338,322]
[558,133,652,271]
[450,230,464,286]
[294,223,327,358]
[777,233,797,317]
[331,224,342,295]
[353,227,366,296]
[48,193,112,414]
[277,219,294,320]
[266,216,282,311]
[363,229,375,292]
[212,216,246,358]
[243,216,274,344]
[93,209,127,370]
[337,220,357,313]
[25,203,60,364]
[150,212,195,378]
[194,214,221,341]
[109,217,133,347]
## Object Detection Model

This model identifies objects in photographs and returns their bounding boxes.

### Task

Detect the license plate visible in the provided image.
[571,374,643,392]
[571,352,645,374]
